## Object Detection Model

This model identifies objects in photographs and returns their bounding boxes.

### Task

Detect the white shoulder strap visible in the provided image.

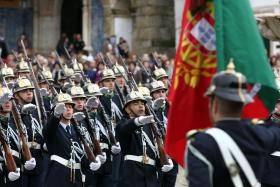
[206,128,260,187]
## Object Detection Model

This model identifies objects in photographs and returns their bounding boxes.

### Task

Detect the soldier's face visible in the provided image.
[1,100,12,112]
[63,104,73,120]
[208,96,218,123]
[16,89,34,104]
[152,89,166,100]
[115,76,125,88]
[275,102,280,114]
[102,79,115,91]
[39,82,50,90]
[17,72,30,78]
[73,97,86,111]
[5,77,14,83]
[126,100,145,117]
[158,77,169,87]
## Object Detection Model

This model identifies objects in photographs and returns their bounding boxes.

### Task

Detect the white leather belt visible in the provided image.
[271,151,280,157]
[124,155,155,166]
[28,142,41,150]
[50,155,81,169]
[11,150,20,158]
[100,143,109,150]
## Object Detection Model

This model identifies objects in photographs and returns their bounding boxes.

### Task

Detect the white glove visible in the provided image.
[99,87,110,95]
[85,96,99,110]
[111,142,121,154]
[54,102,67,117]
[39,88,48,97]
[97,152,107,164]
[161,159,174,172]
[43,143,48,151]
[8,168,20,181]
[134,115,155,126]
[152,97,166,111]
[62,82,72,91]
[145,96,153,106]
[24,158,36,170]
[89,156,101,171]
[73,112,85,122]
[21,104,37,114]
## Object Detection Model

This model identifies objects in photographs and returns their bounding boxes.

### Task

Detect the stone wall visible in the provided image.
[131,0,175,56]
[103,0,175,56]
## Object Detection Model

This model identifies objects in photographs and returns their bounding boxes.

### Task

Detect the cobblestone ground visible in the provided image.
[175,166,188,187]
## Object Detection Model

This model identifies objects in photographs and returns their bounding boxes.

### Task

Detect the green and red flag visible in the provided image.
[166,0,279,166]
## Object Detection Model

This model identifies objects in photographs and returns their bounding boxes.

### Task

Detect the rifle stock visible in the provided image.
[71,119,96,162]
[11,100,32,161]
[0,126,17,172]
[83,110,102,155]
[99,103,117,145]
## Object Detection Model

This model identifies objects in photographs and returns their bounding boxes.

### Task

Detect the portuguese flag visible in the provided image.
[165,0,279,166]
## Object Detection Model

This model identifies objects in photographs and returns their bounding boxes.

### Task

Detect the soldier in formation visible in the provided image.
[0,50,177,187]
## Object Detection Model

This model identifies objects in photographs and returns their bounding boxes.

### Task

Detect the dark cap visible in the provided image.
[204,59,253,104]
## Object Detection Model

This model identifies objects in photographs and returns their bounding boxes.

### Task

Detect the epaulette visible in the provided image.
[186,129,206,140]
[250,118,264,125]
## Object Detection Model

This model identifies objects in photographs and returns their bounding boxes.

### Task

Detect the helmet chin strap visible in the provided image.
[127,105,140,118]
[16,94,30,105]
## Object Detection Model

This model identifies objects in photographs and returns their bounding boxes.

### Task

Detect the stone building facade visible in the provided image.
[0,0,175,56]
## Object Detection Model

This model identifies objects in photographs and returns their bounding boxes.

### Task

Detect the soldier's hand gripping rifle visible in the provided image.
[71,118,97,162]
[21,40,47,126]
[98,102,117,146]
[120,58,169,165]
[0,124,17,172]
[83,110,102,156]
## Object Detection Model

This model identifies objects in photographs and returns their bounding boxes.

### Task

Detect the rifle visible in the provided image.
[0,124,17,172]
[151,52,171,87]
[146,106,168,165]
[136,55,157,82]
[105,55,128,107]
[118,56,138,91]
[0,58,32,162]
[21,40,47,126]
[119,59,169,166]
[11,100,32,161]
[35,58,58,96]
[151,52,161,68]
[98,102,117,146]
[54,50,74,85]
[63,47,87,85]
[71,118,97,162]
[98,53,125,108]
[83,110,102,155]
[11,50,19,62]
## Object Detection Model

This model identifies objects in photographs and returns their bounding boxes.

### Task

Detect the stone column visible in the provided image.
[82,0,92,51]
[32,0,62,54]
[91,0,104,55]
[132,0,175,56]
